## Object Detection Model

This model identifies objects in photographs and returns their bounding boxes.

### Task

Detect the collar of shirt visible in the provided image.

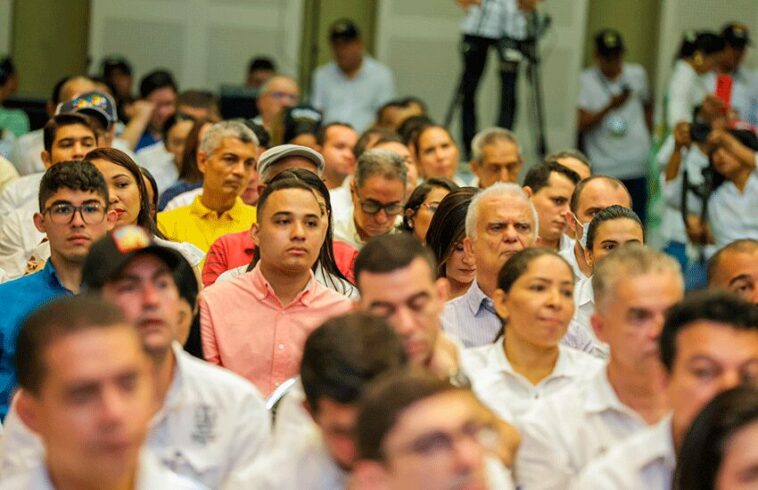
[584,368,647,424]
[637,416,676,474]
[464,279,496,317]
[574,275,595,308]
[40,259,75,294]
[489,337,587,382]
[559,234,575,254]
[190,195,249,222]
[249,262,317,307]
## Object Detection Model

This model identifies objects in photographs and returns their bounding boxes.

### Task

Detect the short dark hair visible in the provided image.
[0,56,15,86]
[426,187,479,278]
[401,178,459,231]
[38,160,109,212]
[660,291,758,372]
[355,233,437,285]
[301,313,407,413]
[43,113,97,154]
[353,127,397,160]
[356,370,460,461]
[673,386,758,490]
[139,69,177,99]
[316,121,354,146]
[585,205,644,252]
[15,296,131,394]
[544,149,592,171]
[241,119,271,149]
[569,175,629,214]
[523,161,580,194]
[497,247,574,293]
[248,56,276,73]
[50,76,71,104]
[708,239,758,285]
[397,115,434,146]
[176,89,218,114]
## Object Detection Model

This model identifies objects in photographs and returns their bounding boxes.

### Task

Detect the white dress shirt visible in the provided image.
[164,187,203,211]
[328,179,353,222]
[0,343,270,489]
[708,170,758,250]
[0,201,43,281]
[571,276,608,358]
[135,142,178,193]
[0,450,206,490]
[461,338,604,423]
[574,416,675,490]
[0,172,42,216]
[559,243,590,283]
[515,368,650,490]
[7,129,43,176]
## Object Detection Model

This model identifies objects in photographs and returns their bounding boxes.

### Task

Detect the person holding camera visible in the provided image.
[577,30,653,224]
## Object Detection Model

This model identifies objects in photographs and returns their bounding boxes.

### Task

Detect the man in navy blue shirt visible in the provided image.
[0,160,114,419]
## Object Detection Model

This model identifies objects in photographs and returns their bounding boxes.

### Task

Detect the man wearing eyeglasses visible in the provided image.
[253,75,300,130]
[352,370,516,490]
[0,161,115,419]
[334,148,406,250]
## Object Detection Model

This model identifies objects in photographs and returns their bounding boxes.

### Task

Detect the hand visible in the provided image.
[428,334,461,379]
[700,95,726,120]
[608,90,631,110]
[456,0,481,7]
[131,99,156,122]
[685,215,713,245]
[673,121,692,150]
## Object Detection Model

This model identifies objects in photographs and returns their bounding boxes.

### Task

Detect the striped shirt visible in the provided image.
[460,0,529,40]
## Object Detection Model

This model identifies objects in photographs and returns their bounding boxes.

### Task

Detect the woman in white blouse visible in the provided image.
[462,247,603,422]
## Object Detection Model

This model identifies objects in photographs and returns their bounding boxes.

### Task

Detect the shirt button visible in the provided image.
[278,343,285,350]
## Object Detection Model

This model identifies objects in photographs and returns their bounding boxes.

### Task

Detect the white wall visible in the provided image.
[89,0,303,91]
[655,0,758,109]
[0,0,12,56]
[375,0,589,170]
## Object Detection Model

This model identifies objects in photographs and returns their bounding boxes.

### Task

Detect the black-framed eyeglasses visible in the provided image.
[355,188,403,216]
[43,203,106,225]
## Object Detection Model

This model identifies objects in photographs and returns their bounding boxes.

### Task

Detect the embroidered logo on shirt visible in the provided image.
[190,404,218,445]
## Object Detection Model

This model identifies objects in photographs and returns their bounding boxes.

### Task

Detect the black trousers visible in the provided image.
[460,34,519,158]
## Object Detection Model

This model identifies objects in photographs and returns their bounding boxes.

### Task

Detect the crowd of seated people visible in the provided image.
[0,11,757,490]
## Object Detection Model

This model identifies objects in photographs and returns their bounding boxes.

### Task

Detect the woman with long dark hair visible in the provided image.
[400,177,458,243]
[425,187,478,299]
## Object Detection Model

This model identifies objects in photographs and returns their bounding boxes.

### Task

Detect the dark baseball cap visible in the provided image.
[595,29,625,57]
[330,18,360,42]
[82,225,186,290]
[722,23,751,48]
[57,91,118,131]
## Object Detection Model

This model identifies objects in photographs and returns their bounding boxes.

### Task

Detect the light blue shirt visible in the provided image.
[0,261,73,419]
[441,279,501,348]
[311,56,395,133]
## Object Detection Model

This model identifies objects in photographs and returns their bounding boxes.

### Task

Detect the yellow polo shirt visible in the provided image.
[158,195,257,254]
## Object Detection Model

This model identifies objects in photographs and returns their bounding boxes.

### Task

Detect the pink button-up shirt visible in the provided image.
[199,264,353,397]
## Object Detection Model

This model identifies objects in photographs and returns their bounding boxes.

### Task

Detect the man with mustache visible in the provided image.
[0,161,115,419]
[158,120,258,254]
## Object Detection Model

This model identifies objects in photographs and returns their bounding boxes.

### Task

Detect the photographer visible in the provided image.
[664,126,757,259]
[657,104,721,272]
[577,30,652,223]
[456,0,539,158]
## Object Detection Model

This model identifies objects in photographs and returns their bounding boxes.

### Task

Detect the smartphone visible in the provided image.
[715,74,733,108]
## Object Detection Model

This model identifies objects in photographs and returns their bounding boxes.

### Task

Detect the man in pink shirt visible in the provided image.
[199,172,353,396]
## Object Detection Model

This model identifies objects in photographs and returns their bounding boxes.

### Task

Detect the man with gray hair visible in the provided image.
[515,244,683,490]
[545,148,593,181]
[440,182,538,346]
[254,75,300,130]
[158,120,259,253]
[469,127,523,189]
[333,148,406,250]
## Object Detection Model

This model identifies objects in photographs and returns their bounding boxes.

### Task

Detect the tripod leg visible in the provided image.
[498,60,519,130]
[458,35,492,159]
